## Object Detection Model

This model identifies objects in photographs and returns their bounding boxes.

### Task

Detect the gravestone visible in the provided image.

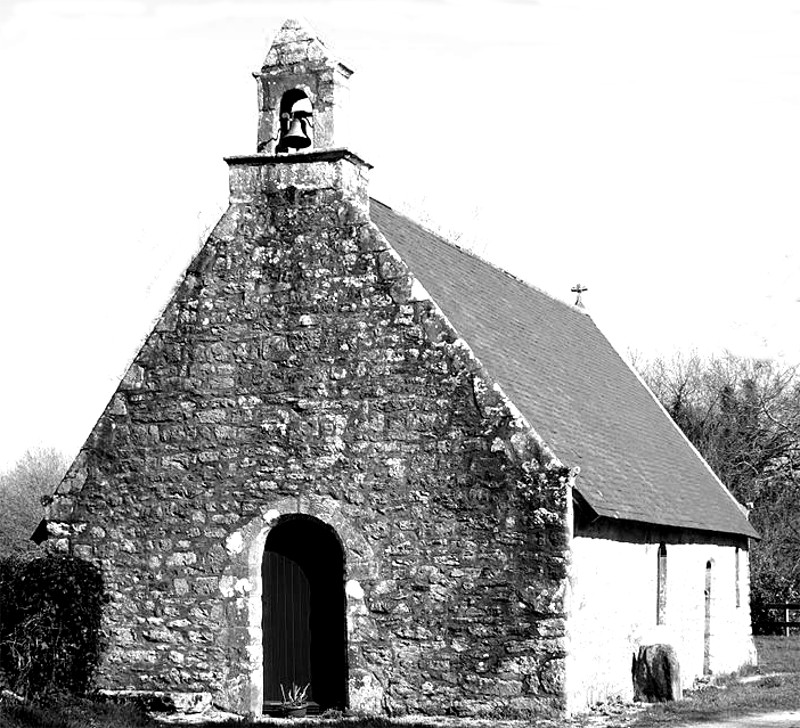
[632,644,682,702]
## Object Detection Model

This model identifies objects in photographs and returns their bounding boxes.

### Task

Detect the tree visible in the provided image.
[0,448,68,557]
[635,353,800,626]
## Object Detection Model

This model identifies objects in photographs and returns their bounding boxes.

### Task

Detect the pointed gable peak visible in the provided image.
[261,17,352,76]
[273,17,323,46]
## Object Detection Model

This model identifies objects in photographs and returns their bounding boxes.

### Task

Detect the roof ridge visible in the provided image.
[369,198,591,318]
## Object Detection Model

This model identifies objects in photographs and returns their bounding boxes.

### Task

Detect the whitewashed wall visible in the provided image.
[565,531,757,712]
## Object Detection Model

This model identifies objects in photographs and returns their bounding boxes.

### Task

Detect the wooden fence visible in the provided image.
[762,603,800,635]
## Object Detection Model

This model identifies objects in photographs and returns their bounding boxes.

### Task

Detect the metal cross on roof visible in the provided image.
[571,283,588,307]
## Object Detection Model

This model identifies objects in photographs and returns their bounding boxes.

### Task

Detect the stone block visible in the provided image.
[166,552,197,568]
[98,689,211,714]
[349,669,384,713]
[632,644,682,702]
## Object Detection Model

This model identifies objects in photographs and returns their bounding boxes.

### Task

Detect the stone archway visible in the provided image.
[229,497,382,716]
[262,515,347,711]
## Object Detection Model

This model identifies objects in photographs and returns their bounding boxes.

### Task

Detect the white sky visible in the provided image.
[1,0,800,468]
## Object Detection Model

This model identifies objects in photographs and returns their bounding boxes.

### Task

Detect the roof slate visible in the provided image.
[370,199,757,539]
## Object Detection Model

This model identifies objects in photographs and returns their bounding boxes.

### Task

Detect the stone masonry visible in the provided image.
[42,19,761,717]
[46,23,574,715]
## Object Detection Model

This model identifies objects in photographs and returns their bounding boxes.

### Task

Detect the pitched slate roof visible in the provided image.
[370,199,757,539]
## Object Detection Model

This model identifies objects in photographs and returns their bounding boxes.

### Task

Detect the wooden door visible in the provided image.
[262,551,312,702]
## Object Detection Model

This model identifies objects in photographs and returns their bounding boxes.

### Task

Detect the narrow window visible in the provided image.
[704,560,713,674]
[657,543,667,625]
[735,547,741,608]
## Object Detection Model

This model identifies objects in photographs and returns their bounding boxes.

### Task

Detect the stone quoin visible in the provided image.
[42,18,758,718]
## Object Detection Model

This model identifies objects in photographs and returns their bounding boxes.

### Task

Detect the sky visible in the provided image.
[1,0,800,468]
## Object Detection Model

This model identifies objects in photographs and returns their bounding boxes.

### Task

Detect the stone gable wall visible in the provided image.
[49,162,572,717]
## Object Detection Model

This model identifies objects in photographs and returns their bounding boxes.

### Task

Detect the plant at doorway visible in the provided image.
[280,682,310,718]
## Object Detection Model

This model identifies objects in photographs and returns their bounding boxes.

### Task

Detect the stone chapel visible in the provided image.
[43,19,758,717]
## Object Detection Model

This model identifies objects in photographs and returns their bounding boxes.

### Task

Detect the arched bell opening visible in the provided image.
[262,514,347,712]
[276,88,314,152]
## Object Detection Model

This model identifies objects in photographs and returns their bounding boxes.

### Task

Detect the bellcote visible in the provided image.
[226,19,370,210]
[254,19,354,154]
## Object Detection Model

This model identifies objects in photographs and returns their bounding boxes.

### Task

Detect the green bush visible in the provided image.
[0,552,107,696]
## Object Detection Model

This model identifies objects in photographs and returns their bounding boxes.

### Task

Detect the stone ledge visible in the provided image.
[226,148,371,208]
[97,690,212,714]
[225,147,372,170]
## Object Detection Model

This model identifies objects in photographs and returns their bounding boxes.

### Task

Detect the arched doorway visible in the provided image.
[262,515,347,712]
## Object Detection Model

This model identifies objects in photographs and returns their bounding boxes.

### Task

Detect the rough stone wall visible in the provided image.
[565,523,756,712]
[48,155,572,717]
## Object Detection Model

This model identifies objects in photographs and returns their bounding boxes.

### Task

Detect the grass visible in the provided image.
[2,637,800,728]
[0,700,517,728]
[0,698,526,728]
[0,693,157,728]
[753,634,800,673]
[620,635,800,726]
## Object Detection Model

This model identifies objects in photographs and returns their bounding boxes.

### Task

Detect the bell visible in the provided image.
[281,117,311,150]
